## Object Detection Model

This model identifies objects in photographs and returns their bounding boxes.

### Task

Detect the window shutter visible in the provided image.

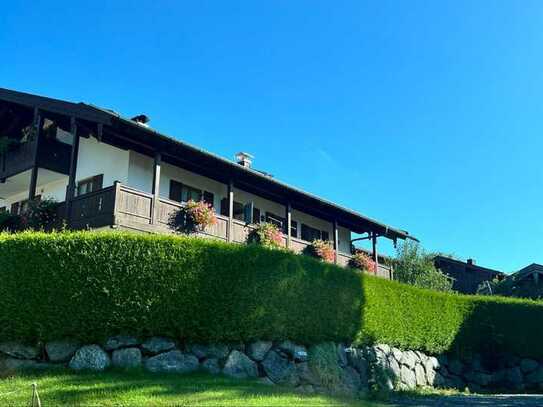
[169,180,183,202]
[10,202,19,215]
[203,191,214,207]
[243,202,254,224]
[92,174,103,192]
[220,198,228,216]
[253,207,261,224]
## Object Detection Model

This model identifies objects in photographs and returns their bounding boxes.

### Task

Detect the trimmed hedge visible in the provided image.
[1,232,543,359]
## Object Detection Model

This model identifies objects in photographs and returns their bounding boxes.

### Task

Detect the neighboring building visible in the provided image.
[0,88,417,278]
[434,256,504,294]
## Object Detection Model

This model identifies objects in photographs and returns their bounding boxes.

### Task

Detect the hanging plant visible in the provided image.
[304,239,336,263]
[247,222,284,249]
[168,200,217,234]
[348,250,376,273]
[0,137,17,155]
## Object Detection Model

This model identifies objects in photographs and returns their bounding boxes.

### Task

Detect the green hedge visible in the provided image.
[1,232,543,359]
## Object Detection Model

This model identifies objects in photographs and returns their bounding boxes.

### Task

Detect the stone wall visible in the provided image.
[1,337,542,395]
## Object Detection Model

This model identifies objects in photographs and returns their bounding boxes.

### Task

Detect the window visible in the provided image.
[0,207,6,214]
[220,198,244,220]
[321,231,330,242]
[265,212,284,230]
[253,207,261,224]
[77,174,103,196]
[290,220,298,238]
[301,223,331,242]
[169,180,213,207]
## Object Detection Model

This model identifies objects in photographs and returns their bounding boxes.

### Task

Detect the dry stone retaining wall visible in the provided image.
[1,337,542,395]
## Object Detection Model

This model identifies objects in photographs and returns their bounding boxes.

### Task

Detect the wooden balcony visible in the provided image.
[0,137,71,179]
[65,183,394,279]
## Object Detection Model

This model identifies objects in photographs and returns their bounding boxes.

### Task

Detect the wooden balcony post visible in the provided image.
[227,180,234,242]
[333,220,339,264]
[28,108,41,200]
[372,232,379,274]
[150,153,161,224]
[65,117,80,222]
[285,202,292,249]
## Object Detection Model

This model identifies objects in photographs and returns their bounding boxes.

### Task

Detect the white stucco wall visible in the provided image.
[0,171,68,210]
[128,151,154,194]
[76,136,129,189]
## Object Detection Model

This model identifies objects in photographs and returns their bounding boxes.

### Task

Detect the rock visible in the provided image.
[69,345,110,371]
[223,350,258,379]
[144,350,198,373]
[415,364,427,386]
[437,354,448,367]
[247,341,272,362]
[375,344,391,356]
[415,351,427,364]
[1,357,57,371]
[258,377,275,386]
[448,359,463,376]
[0,343,40,360]
[262,350,298,386]
[104,335,139,351]
[141,337,176,355]
[339,366,362,396]
[424,358,438,385]
[464,371,492,387]
[505,367,524,389]
[189,344,229,360]
[346,348,368,376]
[400,351,417,370]
[296,362,318,385]
[296,384,315,394]
[337,344,348,367]
[491,369,507,386]
[446,375,466,390]
[112,348,142,369]
[202,358,221,375]
[400,365,417,389]
[277,341,308,362]
[388,357,401,383]
[391,347,403,363]
[521,359,539,374]
[45,341,79,363]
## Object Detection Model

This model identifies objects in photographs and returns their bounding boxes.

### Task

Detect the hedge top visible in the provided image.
[1,231,543,359]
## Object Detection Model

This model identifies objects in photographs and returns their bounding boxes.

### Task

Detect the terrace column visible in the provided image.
[285,202,292,249]
[333,220,339,264]
[28,108,41,200]
[227,180,234,242]
[65,117,80,221]
[150,153,161,225]
[372,232,379,274]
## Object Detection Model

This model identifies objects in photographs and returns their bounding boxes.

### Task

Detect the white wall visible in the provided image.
[233,188,285,222]
[128,151,154,194]
[76,136,129,189]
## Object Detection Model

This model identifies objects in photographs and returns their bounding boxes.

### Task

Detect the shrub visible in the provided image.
[304,239,335,263]
[393,241,453,292]
[348,251,375,273]
[0,199,60,232]
[168,200,217,234]
[247,222,283,249]
[1,232,543,360]
[0,212,24,232]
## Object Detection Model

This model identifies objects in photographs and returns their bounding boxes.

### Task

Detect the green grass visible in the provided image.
[0,370,388,407]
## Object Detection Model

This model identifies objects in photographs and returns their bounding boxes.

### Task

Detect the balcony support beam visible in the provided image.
[65,117,80,221]
[333,220,339,264]
[227,180,234,242]
[150,153,161,225]
[28,108,41,201]
[285,202,292,249]
[372,232,379,274]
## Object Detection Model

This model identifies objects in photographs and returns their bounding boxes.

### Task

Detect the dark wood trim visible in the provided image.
[333,220,339,264]
[28,166,38,200]
[372,232,379,273]
[285,202,292,249]
[227,180,234,242]
[150,153,161,224]
[64,117,79,221]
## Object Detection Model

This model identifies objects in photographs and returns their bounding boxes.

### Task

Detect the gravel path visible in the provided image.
[391,394,543,406]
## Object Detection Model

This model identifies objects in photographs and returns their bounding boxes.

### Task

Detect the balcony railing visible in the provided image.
[64,182,394,279]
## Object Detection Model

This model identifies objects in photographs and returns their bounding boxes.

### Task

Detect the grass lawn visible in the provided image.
[0,370,389,407]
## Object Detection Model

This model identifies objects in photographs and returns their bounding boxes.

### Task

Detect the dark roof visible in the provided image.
[515,263,543,280]
[0,87,417,242]
[434,255,503,276]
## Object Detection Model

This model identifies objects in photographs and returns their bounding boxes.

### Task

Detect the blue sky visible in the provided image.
[2,1,542,272]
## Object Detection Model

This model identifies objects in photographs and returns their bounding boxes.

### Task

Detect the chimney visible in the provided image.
[467,259,475,266]
[131,114,150,127]
[235,152,254,168]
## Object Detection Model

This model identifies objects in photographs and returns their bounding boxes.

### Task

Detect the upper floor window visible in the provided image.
[301,223,330,242]
[169,180,214,207]
[77,174,103,196]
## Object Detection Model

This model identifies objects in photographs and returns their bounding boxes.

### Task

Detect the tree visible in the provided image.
[393,241,453,292]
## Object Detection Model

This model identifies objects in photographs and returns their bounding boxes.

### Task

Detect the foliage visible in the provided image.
[247,222,284,249]
[0,212,24,232]
[393,241,453,293]
[0,199,60,232]
[477,275,543,300]
[0,137,17,155]
[304,239,335,263]
[0,371,379,407]
[0,232,362,345]
[348,251,375,273]
[2,232,543,360]
[169,200,217,234]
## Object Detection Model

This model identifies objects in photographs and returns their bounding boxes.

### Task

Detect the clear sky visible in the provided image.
[2,1,542,272]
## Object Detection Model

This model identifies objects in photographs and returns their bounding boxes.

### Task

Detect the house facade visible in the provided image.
[0,88,416,278]
[434,256,505,294]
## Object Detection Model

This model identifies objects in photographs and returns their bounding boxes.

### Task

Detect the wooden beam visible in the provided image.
[285,202,292,249]
[150,153,161,224]
[28,108,41,200]
[333,220,339,264]
[65,117,80,221]
[28,166,38,200]
[227,180,234,242]
[372,232,379,274]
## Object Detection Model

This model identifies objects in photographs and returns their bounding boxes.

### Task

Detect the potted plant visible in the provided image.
[247,222,284,249]
[304,239,335,263]
[169,200,217,234]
